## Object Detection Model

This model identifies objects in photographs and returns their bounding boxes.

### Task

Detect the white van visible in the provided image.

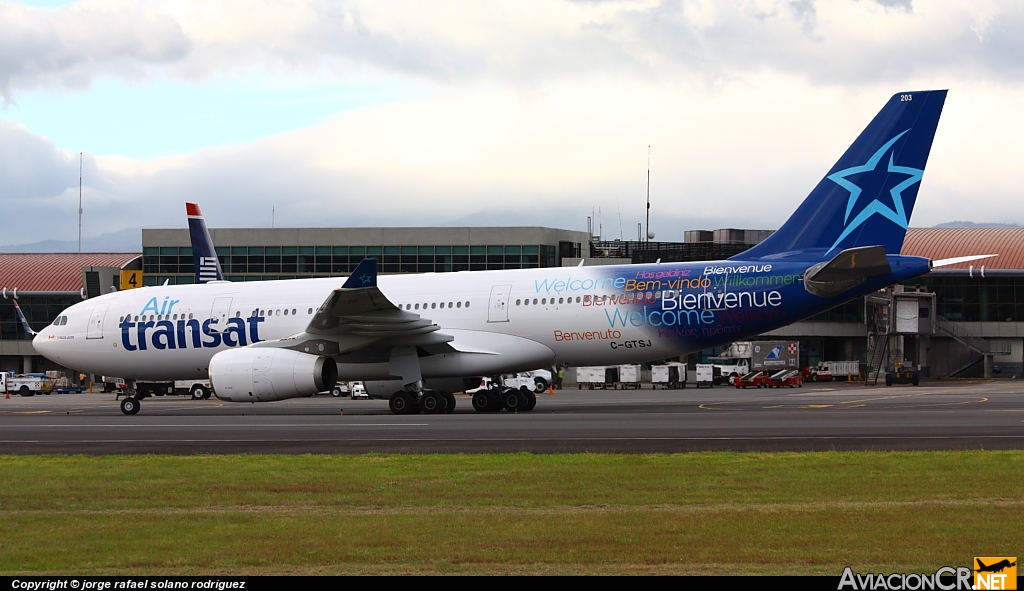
[350,382,369,399]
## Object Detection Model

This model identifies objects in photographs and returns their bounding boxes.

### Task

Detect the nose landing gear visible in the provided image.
[120,396,141,415]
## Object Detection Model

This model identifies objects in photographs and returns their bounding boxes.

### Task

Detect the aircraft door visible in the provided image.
[87,302,109,339]
[487,284,512,323]
[209,297,233,332]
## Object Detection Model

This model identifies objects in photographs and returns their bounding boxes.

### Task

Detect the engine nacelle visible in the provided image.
[209,348,338,402]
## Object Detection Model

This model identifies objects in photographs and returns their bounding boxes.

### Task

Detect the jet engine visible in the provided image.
[209,348,338,402]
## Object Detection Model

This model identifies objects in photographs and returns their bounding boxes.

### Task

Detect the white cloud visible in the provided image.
[0,0,191,101]
[2,0,1023,98]
[0,75,1006,246]
[0,117,80,199]
[1,0,1024,246]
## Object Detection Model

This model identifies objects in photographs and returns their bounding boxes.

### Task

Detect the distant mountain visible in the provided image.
[0,227,142,253]
[933,221,1020,228]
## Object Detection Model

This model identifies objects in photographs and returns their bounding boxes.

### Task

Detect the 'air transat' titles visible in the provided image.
[119,316,264,351]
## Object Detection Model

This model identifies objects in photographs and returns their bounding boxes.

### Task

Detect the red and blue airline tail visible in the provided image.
[12,300,37,337]
[738,90,947,261]
[186,202,225,283]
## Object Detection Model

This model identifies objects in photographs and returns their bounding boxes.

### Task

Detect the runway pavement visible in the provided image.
[1,380,1023,453]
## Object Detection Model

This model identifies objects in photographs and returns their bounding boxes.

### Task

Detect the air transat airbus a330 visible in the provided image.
[35,90,970,415]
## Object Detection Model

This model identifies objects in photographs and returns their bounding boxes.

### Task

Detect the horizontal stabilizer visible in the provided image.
[804,245,891,298]
[932,254,998,268]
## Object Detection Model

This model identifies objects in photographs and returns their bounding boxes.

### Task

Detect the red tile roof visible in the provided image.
[0,253,140,292]
[902,228,1024,270]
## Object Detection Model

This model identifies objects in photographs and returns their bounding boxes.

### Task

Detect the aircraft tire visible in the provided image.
[519,387,536,411]
[485,390,503,412]
[420,391,446,414]
[516,387,531,411]
[190,385,207,400]
[501,389,522,412]
[389,392,415,415]
[472,392,490,412]
[120,397,140,415]
[442,392,457,413]
[524,389,537,411]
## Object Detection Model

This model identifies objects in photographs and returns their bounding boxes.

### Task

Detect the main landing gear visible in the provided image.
[471,387,537,413]
[388,390,458,415]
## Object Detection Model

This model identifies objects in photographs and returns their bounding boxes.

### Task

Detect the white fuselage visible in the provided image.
[33,265,679,381]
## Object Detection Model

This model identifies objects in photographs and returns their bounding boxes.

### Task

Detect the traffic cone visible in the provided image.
[548,384,554,396]
[5,389,9,399]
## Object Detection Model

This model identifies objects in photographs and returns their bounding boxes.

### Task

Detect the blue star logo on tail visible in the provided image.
[342,258,378,289]
[825,129,923,255]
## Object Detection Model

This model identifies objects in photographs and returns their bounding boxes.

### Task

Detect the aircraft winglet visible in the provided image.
[343,258,378,289]
[12,300,37,337]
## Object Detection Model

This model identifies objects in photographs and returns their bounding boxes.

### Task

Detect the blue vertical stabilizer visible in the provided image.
[737,90,947,261]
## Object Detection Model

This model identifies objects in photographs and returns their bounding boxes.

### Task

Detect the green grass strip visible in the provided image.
[1,451,1022,575]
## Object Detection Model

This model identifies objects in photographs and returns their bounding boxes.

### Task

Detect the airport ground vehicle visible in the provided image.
[885,363,920,386]
[734,371,768,389]
[101,376,128,393]
[4,373,50,396]
[350,382,369,399]
[575,365,643,389]
[133,380,213,400]
[45,371,85,394]
[765,369,804,388]
[711,340,800,384]
[651,363,686,389]
[804,361,861,382]
[693,364,714,388]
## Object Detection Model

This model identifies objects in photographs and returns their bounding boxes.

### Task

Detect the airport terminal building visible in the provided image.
[140,227,588,285]
[3,225,1023,380]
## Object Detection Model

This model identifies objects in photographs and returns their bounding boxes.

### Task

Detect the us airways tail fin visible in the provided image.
[12,300,36,337]
[738,90,947,261]
[186,202,225,283]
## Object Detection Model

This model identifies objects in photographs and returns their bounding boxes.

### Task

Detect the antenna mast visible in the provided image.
[645,145,650,243]
[78,152,83,253]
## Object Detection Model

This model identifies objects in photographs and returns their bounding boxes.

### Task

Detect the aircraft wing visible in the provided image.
[252,258,453,355]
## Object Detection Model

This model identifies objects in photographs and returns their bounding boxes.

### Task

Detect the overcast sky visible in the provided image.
[1,0,1022,247]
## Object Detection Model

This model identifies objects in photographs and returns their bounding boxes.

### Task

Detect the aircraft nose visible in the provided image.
[32,327,55,358]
